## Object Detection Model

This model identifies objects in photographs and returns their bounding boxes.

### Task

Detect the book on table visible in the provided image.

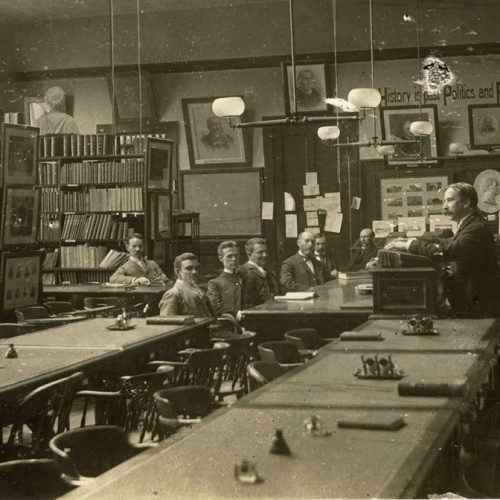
[146,315,196,325]
[338,271,371,280]
[274,291,318,300]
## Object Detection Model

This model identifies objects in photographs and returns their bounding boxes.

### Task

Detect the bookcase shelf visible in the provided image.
[43,267,117,272]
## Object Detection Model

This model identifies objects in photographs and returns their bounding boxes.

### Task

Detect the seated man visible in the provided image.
[315,233,339,281]
[280,231,325,291]
[347,228,378,271]
[239,237,280,308]
[207,241,244,320]
[110,233,172,286]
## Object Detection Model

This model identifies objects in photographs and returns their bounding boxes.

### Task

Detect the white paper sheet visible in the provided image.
[372,220,394,238]
[303,184,320,196]
[351,196,361,210]
[285,213,298,238]
[284,192,295,212]
[325,212,343,233]
[398,216,426,237]
[305,172,318,185]
[261,202,273,220]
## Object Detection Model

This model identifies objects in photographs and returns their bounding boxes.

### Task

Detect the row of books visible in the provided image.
[38,162,58,185]
[116,133,169,154]
[59,244,109,268]
[43,248,59,268]
[61,214,134,241]
[61,188,143,212]
[40,188,59,213]
[99,249,129,268]
[58,160,144,185]
[39,215,61,241]
[42,272,57,285]
[45,270,114,285]
[39,134,115,158]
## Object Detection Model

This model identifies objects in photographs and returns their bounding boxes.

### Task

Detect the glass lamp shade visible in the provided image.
[317,126,340,140]
[377,145,395,156]
[347,88,381,108]
[449,142,467,155]
[409,121,433,136]
[212,97,245,117]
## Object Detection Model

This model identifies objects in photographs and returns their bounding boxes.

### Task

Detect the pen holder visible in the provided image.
[401,314,438,335]
[355,354,404,380]
[234,459,261,484]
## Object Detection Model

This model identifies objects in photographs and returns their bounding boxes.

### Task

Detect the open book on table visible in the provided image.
[274,291,318,300]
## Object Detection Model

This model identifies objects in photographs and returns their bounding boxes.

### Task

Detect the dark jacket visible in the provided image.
[347,245,378,272]
[207,271,243,317]
[280,253,325,292]
[239,262,280,308]
[315,253,339,282]
[409,212,500,317]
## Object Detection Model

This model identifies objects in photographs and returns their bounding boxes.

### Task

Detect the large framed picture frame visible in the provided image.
[146,137,173,190]
[1,123,39,186]
[281,60,330,115]
[380,104,439,165]
[182,97,250,168]
[1,186,39,248]
[0,250,43,313]
[108,72,156,124]
[468,104,500,150]
[379,174,450,222]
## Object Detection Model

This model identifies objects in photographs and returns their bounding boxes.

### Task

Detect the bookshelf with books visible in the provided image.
[37,136,150,285]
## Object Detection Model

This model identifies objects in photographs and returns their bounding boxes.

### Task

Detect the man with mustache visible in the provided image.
[386,182,500,317]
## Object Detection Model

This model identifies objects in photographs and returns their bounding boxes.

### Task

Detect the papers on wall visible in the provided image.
[261,202,273,220]
[323,192,341,212]
[429,214,457,233]
[398,216,426,237]
[305,226,320,233]
[351,196,361,210]
[284,192,295,212]
[372,220,395,238]
[285,213,298,238]
[305,172,318,185]
[306,211,319,226]
[303,184,320,196]
[304,198,319,211]
[325,212,343,233]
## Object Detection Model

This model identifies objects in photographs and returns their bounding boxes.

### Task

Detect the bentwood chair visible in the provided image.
[154,386,218,437]
[2,372,84,460]
[284,328,333,350]
[246,361,291,391]
[257,341,305,368]
[0,458,74,498]
[49,426,152,484]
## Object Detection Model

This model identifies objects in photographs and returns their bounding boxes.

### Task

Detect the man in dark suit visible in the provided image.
[347,228,378,271]
[280,231,325,291]
[315,233,339,281]
[386,182,500,318]
[239,237,280,308]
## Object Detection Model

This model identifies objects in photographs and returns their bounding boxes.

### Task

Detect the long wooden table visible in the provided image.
[242,280,372,339]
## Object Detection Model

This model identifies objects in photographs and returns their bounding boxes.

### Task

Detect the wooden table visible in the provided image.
[65,406,459,499]
[242,280,372,339]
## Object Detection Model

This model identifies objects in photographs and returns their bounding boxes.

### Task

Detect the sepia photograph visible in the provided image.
[468,104,500,149]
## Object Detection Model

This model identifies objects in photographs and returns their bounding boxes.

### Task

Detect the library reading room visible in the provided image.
[1,0,500,498]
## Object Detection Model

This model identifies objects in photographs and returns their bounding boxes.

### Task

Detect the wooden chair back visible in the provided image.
[284,328,329,349]
[43,301,77,315]
[258,341,302,365]
[247,361,290,390]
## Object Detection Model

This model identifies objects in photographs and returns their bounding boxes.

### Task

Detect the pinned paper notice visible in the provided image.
[284,192,295,212]
[398,217,426,237]
[372,220,394,238]
[303,184,320,196]
[304,198,320,211]
[261,202,273,220]
[285,214,298,238]
[306,211,319,226]
[305,226,320,233]
[305,172,318,185]
[325,212,343,233]
[351,197,362,210]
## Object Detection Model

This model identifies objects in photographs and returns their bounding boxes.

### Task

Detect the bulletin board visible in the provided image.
[181,168,262,237]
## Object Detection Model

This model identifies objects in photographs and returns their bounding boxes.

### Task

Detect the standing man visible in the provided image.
[347,228,378,271]
[239,237,280,308]
[110,233,172,286]
[386,182,500,317]
[207,241,243,320]
[315,233,339,281]
[280,231,325,291]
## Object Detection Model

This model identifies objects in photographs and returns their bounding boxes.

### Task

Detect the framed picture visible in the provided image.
[468,104,500,149]
[182,97,250,168]
[108,72,156,124]
[380,105,439,165]
[23,97,47,126]
[146,137,173,190]
[1,124,39,186]
[154,191,171,240]
[282,61,330,115]
[379,175,449,221]
[473,169,500,213]
[0,250,43,313]
[1,187,39,248]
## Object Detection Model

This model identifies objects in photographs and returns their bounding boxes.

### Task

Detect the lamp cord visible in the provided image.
[368,0,378,143]
[109,0,115,136]
[331,0,341,191]
[136,0,143,137]
[416,0,422,119]
[288,0,297,116]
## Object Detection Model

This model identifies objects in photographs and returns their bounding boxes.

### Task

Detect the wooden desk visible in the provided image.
[65,406,458,499]
[242,280,372,339]
[330,318,500,354]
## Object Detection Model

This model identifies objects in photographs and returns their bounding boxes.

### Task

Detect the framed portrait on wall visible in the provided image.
[182,97,250,168]
[0,250,43,313]
[468,104,500,149]
[1,187,39,248]
[380,105,439,165]
[108,71,156,124]
[146,137,173,190]
[282,61,330,115]
[1,124,39,186]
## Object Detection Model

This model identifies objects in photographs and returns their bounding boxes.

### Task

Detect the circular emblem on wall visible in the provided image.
[474,169,500,213]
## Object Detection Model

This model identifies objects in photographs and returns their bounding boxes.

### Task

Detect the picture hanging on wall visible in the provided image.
[146,137,173,190]
[380,105,439,165]
[473,169,500,214]
[182,97,250,168]
[1,124,39,186]
[468,104,500,150]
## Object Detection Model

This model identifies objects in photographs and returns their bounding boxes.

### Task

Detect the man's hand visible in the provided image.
[384,238,409,251]
[330,269,339,279]
[134,277,151,285]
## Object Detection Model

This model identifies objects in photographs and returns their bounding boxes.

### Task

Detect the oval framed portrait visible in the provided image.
[474,169,500,213]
